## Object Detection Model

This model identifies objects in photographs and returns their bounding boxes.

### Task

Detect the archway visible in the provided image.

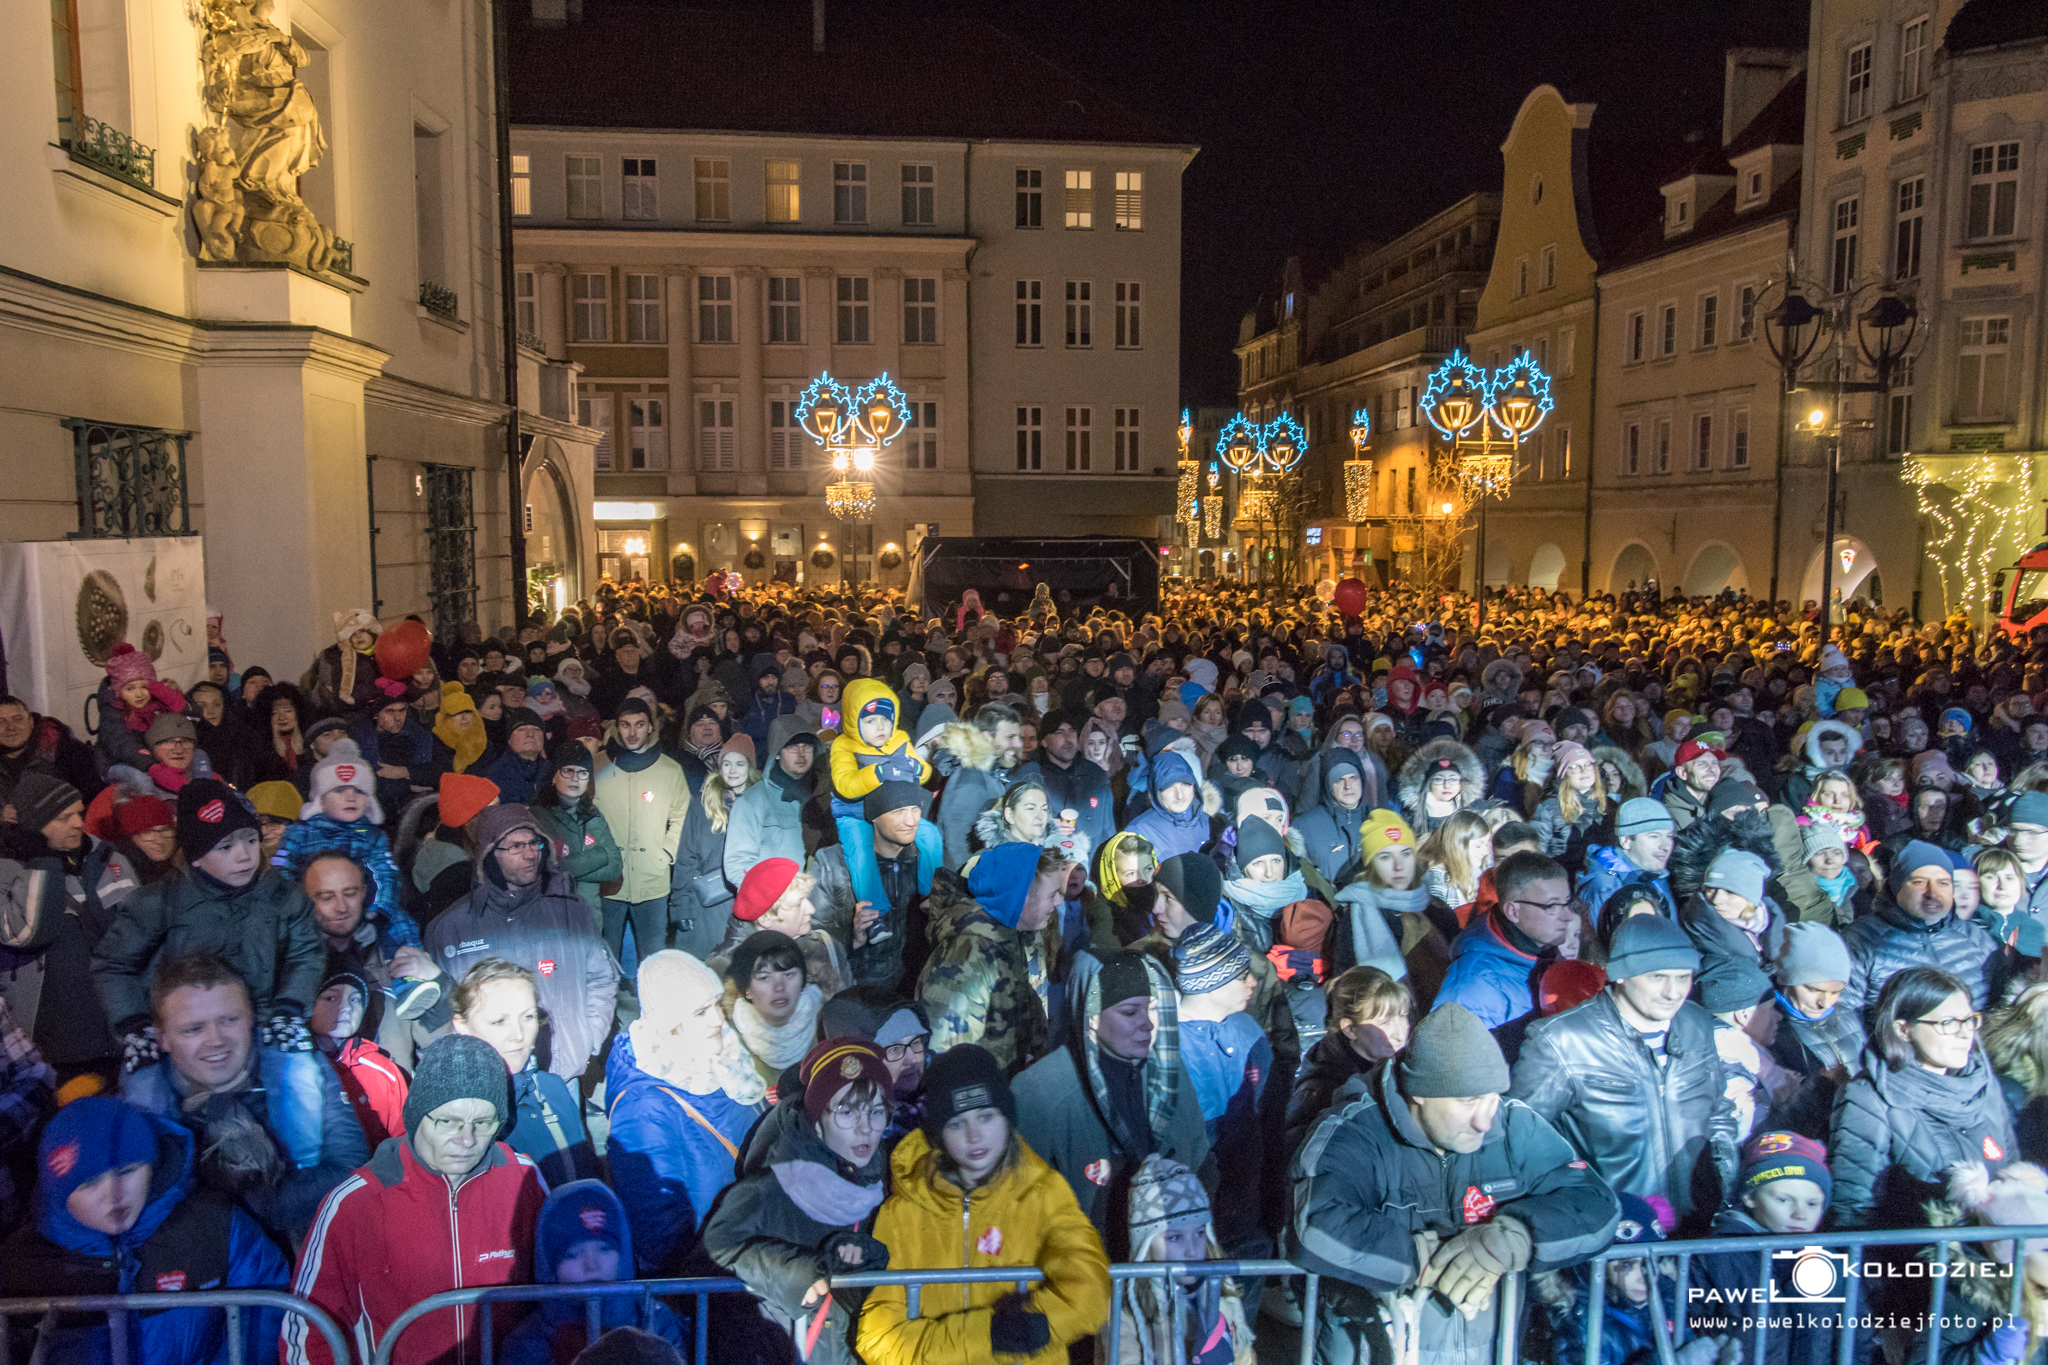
[1799,535,1878,608]
[1527,542,1566,591]
[521,440,583,612]
[1682,542,1749,598]
[1610,542,1658,594]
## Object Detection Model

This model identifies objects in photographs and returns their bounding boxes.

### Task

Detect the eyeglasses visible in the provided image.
[499,839,546,855]
[423,1114,499,1138]
[1508,899,1575,916]
[883,1037,928,1063]
[1913,1013,1981,1036]
[829,1103,891,1131]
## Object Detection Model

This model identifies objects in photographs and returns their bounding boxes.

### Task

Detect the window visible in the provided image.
[1558,426,1573,479]
[622,157,657,220]
[1540,244,1557,290]
[1064,170,1092,229]
[566,154,601,219]
[833,162,867,224]
[1065,408,1092,470]
[835,276,870,343]
[1887,357,1915,455]
[698,398,736,471]
[1737,284,1758,339]
[511,154,531,217]
[1672,197,1691,229]
[1625,311,1645,363]
[53,0,81,142]
[1558,325,1576,377]
[1693,413,1713,471]
[1405,466,1416,514]
[1015,169,1042,228]
[1654,418,1672,473]
[1114,408,1141,471]
[1743,168,1765,205]
[904,401,939,469]
[903,277,937,344]
[1015,280,1042,347]
[767,275,802,344]
[766,160,800,223]
[769,399,802,470]
[692,157,729,222]
[1622,423,1641,476]
[1731,408,1750,469]
[1844,41,1873,122]
[697,273,733,343]
[1832,196,1860,293]
[1115,171,1143,230]
[579,387,613,470]
[1115,281,1142,349]
[1016,406,1043,470]
[625,273,661,342]
[901,164,934,226]
[1895,176,1925,278]
[514,269,536,335]
[1698,293,1718,347]
[628,395,666,471]
[1968,142,2021,240]
[1899,16,1929,101]
[1514,257,1529,297]
[1659,304,1677,358]
[572,271,608,342]
[1957,317,2011,421]
[1064,281,1092,348]
[1397,386,1413,428]
[415,127,448,290]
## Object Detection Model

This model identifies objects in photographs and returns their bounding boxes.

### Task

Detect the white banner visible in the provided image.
[0,538,209,739]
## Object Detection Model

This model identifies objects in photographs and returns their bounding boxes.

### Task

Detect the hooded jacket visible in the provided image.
[1124,752,1222,862]
[0,1109,288,1365]
[424,807,621,1079]
[500,1180,689,1365]
[723,715,822,885]
[0,829,131,1067]
[1829,1043,2018,1229]
[1015,749,1118,857]
[829,679,932,800]
[933,721,1015,873]
[1293,752,1367,885]
[287,1135,545,1365]
[1838,896,2000,1016]
[592,739,691,903]
[1394,739,1486,837]
[1282,1032,1376,1161]
[857,1129,1111,1365]
[1434,912,1548,1031]
[916,871,1053,1071]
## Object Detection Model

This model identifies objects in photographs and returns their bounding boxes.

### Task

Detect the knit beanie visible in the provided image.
[113,793,175,840]
[734,858,801,923]
[1889,839,1953,885]
[105,643,158,689]
[726,930,805,990]
[921,1043,1016,1140]
[1774,923,1852,987]
[1550,741,1592,776]
[1127,1154,1212,1258]
[1604,913,1701,980]
[2010,792,2048,829]
[438,772,500,828]
[37,1096,157,1216]
[1215,735,1261,768]
[856,693,895,729]
[1396,1003,1512,1098]
[1098,951,1157,1010]
[1698,957,1774,1014]
[1739,1131,1832,1205]
[1235,817,1288,869]
[245,780,303,823]
[538,1179,627,1267]
[1611,1193,1669,1245]
[1359,809,1417,862]
[1703,849,1771,906]
[144,713,197,747]
[723,734,757,769]
[1800,819,1847,860]
[504,707,545,740]
[799,1038,893,1126]
[176,779,259,864]
[1154,852,1223,925]
[1235,787,1289,829]
[635,950,723,1032]
[301,739,384,823]
[402,1033,511,1137]
[548,740,593,773]
[10,771,82,834]
[1708,779,1767,818]
[614,696,655,724]
[1616,797,1675,837]
[863,780,930,823]
[967,841,1042,928]
[1175,922,1253,996]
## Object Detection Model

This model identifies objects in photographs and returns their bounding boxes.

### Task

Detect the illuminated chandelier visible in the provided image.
[798,370,910,525]
[1422,349,1553,499]
[1343,407,1372,522]
[1216,412,1308,476]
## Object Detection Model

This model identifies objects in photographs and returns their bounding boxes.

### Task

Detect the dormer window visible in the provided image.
[1745,170,1764,203]
[1664,193,1693,236]
[1676,199,1690,225]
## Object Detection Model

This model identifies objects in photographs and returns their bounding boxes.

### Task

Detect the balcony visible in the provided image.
[419,281,459,320]
[1353,246,1489,317]
[62,418,194,539]
[59,115,155,194]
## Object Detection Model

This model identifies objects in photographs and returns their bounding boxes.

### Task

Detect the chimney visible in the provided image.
[813,0,825,54]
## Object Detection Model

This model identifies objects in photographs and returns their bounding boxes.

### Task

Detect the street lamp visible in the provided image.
[1216,410,1309,583]
[1422,349,1552,627]
[798,370,909,585]
[1345,409,1372,522]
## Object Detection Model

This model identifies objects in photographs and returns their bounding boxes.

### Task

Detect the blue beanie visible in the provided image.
[1611,1192,1669,1244]
[1941,707,1973,734]
[968,840,1042,928]
[536,1179,630,1282]
[858,695,896,728]
[1889,839,1953,884]
[38,1096,157,1215]
[1151,751,1198,793]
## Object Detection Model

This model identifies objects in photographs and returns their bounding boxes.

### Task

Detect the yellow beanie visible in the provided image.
[1359,808,1417,862]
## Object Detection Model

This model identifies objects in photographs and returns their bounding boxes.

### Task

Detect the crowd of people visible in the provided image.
[0,574,2044,1365]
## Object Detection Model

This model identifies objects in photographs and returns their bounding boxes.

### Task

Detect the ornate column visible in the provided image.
[662,264,695,481]
[736,265,767,495]
[874,265,904,381]
[942,267,971,472]
[804,265,835,382]
[537,263,569,361]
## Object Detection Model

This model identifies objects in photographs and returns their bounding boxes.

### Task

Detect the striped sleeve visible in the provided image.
[284,1173,368,1365]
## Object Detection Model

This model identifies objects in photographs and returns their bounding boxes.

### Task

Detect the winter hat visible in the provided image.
[1774,922,1853,987]
[2009,791,2048,829]
[1175,923,1253,995]
[1941,707,1974,733]
[547,740,593,773]
[245,780,303,823]
[438,772,500,828]
[1155,851,1223,924]
[1800,819,1847,861]
[1910,752,1955,785]
[1698,957,1774,1014]
[1889,839,1952,885]
[176,779,258,864]
[113,793,175,840]
[1835,687,1870,710]
[10,771,82,834]
[921,1043,1017,1140]
[503,708,545,741]
[1616,798,1675,837]
[301,739,384,823]
[1359,809,1416,862]
[1215,735,1261,768]
[1740,1132,1833,1205]
[863,780,930,823]
[538,1179,628,1268]
[1537,959,1607,1015]
[105,643,158,689]
[614,695,655,724]
[1098,950,1157,1009]
[722,734,757,769]
[798,1038,892,1126]
[1150,750,1198,794]
[856,693,896,729]
[967,841,1042,929]
[1550,741,1593,777]
[1127,1154,1212,1257]
[1277,899,1333,954]
[144,713,196,747]
[37,1095,157,1216]
[1396,1003,1512,1098]
[1605,913,1701,979]
[1322,748,1366,795]
[734,858,801,923]
[1703,849,1771,906]
[1610,1193,1669,1246]
[1235,817,1288,869]
[402,1033,511,1137]
[1707,778,1767,818]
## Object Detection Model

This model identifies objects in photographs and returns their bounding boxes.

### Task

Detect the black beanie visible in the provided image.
[403,1033,513,1136]
[1097,951,1156,1009]
[1155,852,1223,924]
[548,739,593,772]
[1235,818,1289,869]
[10,771,82,834]
[504,707,545,738]
[921,1043,1017,1139]
[176,779,260,864]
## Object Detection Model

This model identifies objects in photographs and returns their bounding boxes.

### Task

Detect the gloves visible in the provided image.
[988,1292,1052,1356]
[1465,1216,1532,1274]
[121,1027,162,1074]
[264,1014,313,1053]
[1420,1218,1531,1318]
[820,1230,890,1273]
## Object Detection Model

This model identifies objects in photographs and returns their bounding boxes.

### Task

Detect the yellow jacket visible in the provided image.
[829,678,932,800]
[856,1130,1109,1365]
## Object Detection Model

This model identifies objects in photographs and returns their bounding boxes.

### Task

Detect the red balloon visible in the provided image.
[375,619,433,680]
[1332,577,1368,617]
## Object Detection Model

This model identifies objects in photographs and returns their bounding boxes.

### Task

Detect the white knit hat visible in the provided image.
[300,738,385,823]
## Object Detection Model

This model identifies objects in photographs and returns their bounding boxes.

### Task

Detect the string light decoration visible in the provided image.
[1239,482,1278,522]
[1176,408,1198,528]
[1420,349,1554,629]
[1904,456,2033,624]
[1344,407,1372,522]
[797,370,909,525]
[1215,412,1310,475]
[1202,461,1223,540]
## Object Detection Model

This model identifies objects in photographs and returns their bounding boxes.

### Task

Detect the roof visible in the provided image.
[1945,0,2048,54]
[509,2,1180,146]
[1600,167,1800,271]
[1723,72,1807,158]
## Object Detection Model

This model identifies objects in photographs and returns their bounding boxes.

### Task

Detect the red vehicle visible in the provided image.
[1994,543,2048,640]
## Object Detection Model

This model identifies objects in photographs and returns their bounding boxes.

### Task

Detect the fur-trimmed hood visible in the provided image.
[938,720,999,774]
[1804,718,1865,770]
[971,804,1095,867]
[1591,745,1648,802]
[1481,658,1524,703]
[1668,805,1782,908]
[1395,737,1486,813]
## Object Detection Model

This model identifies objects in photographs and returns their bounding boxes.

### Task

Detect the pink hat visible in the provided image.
[1551,740,1594,776]
[105,643,157,689]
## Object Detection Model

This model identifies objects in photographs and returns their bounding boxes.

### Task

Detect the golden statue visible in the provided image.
[194,0,336,272]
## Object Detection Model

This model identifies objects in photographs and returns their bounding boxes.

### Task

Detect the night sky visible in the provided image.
[972,0,1812,405]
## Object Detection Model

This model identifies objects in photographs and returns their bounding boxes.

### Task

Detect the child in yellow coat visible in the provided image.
[829,678,936,910]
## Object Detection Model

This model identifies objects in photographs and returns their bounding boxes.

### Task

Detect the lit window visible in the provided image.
[765,160,799,223]
[511,154,531,217]
[1114,171,1142,230]
[1064,170,1092,229]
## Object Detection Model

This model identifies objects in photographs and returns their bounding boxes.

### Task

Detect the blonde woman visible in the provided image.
[1488,721,1557,816]
[671,739,761,959]
[1530,741,1608,875]
[1419,809,1495,925]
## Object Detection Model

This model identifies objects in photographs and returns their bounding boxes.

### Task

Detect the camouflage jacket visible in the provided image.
[915,870,1052,1072]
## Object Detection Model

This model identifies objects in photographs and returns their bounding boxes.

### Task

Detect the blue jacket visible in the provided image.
[478,748,554,806]
[0,1110,287,1365]
[603,1029,764,1276]
[1576,845,1675,920]
[507,1061,600,1191]
[740,688,796,757]
[1434,913,1543,1030]
[499,1180,689,1365]
[272,815,421,951]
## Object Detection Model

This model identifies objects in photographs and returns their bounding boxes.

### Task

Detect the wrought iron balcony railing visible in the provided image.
[63,418,194,539]
[60,114,156,193]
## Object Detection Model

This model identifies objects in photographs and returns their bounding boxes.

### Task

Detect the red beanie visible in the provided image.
[799,1039,891,1126]
[114,794,175,840]
[735,858,800,922]
[439,772,500,828]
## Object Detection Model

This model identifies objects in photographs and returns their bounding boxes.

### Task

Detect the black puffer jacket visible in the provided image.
[1838,898,2002,1015]
[1828,1043,2017,1229]
[1283,1032,1375,1160]
[1767,999,1867,1139]
[1507,989,1738,1226]
[1666,806,1781,909]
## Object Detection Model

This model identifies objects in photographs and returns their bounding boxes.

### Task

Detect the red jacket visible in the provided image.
[287,1137,544,1365]
[329,1039,409,1148]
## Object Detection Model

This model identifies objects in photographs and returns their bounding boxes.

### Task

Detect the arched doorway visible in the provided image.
[1799,535,1878,608]
[1611,542,1658,594]
[1682,542,1749,597]
[521,441,582,614]
[1527,542,1566,591]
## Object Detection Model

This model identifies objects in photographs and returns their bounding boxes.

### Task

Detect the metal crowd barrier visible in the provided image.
[371,1260,1317,1365]
[0,1288,353,1365]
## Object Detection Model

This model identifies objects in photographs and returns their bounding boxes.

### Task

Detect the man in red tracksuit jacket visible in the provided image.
[287,1034,544,1365]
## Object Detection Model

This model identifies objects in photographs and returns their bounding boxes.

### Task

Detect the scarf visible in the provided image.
[769,763,813,802]
[434,711,487,773]
[771,1152,888,1226]
[527,691,564,720]
[1189,721,1228,767]
[1224,870,1308,920]
[1774,989,1834,1024]
[1815,867,1858,903]
[627,1017,766,1105]
[611,743,663,774]
[1339,881,1429,980]
[555,665,591,698]
[150,762,194,793]
[1803,802,1870,847]
[732,985,825,1071]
